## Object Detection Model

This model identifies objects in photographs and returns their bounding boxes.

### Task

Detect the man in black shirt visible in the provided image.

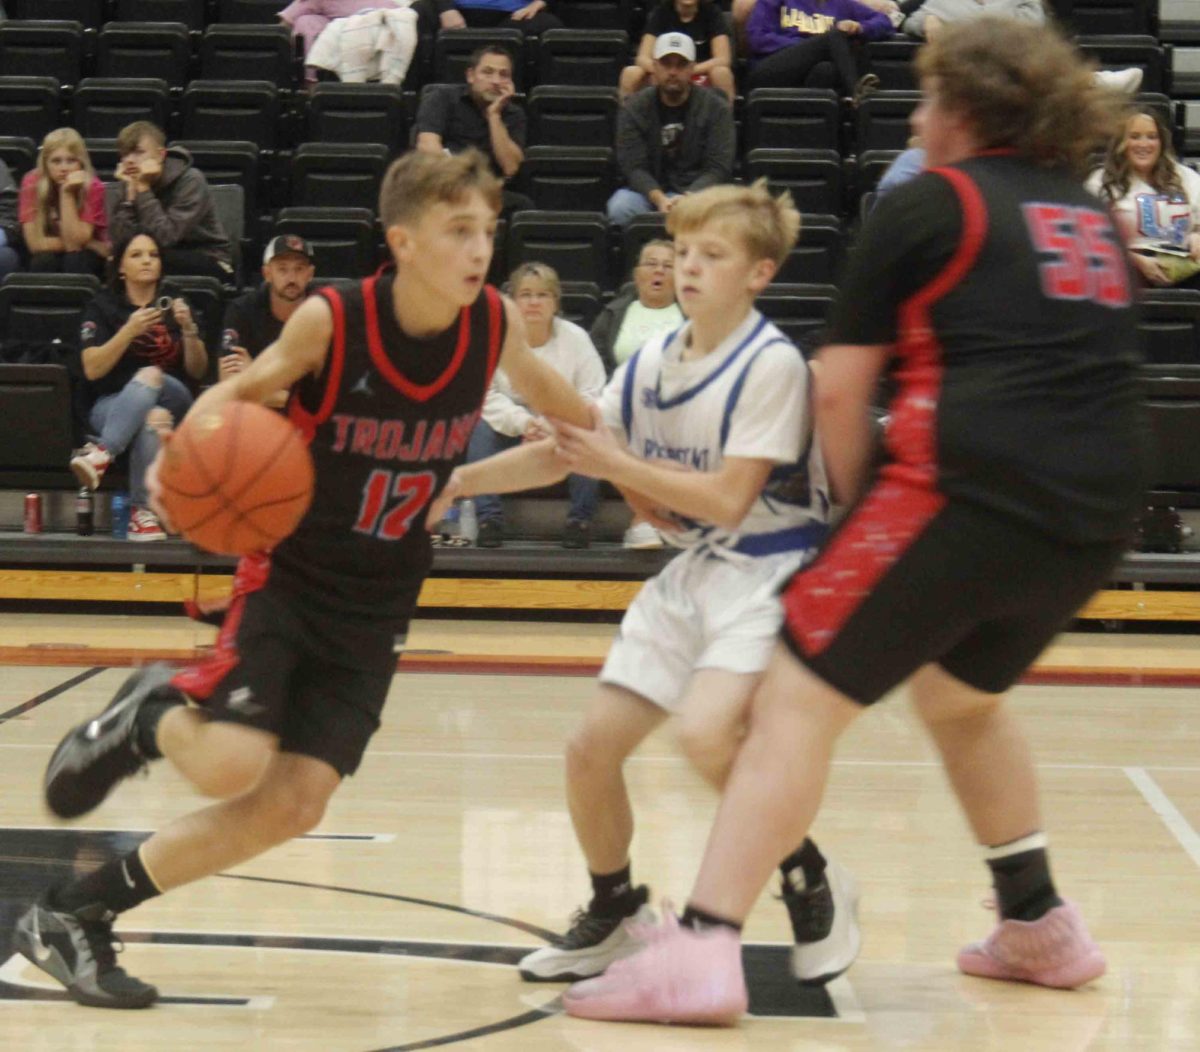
[414,45,534,215]
[608,33,736,227]
[621,0,735,102]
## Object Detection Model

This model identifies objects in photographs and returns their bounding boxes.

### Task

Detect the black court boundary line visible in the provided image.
[0,667,104,724]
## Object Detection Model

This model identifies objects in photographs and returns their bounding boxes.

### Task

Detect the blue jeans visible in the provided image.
[606,188,674,227]
[0,245,20,282]
[89,374,193,505]
[466,420,599,524]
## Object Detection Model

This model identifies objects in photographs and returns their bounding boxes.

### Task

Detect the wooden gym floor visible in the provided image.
[0,613,1198,1050]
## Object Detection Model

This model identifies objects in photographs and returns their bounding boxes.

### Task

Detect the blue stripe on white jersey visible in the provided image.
[623,310,830,554]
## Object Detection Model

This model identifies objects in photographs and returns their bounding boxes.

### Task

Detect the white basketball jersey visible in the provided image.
[608,309,831,556]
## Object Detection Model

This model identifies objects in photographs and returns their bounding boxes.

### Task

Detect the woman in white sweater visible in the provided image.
[467,262,608,548]
[1087,109,1200,289]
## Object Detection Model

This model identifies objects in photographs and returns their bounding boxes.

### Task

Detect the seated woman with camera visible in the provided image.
[70,232,209,541]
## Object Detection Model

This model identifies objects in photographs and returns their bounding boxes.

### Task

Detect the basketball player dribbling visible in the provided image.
[14,149,595,1009]
[561,19,1152,1024]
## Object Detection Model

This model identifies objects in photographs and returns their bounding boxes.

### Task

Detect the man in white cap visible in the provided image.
[219,234,316,388]
[607,32,736,227]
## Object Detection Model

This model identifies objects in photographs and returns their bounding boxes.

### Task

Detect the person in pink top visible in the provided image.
[19,128,109,277]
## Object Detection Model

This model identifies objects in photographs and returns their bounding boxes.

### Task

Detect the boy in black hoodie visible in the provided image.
[110,121,234,284]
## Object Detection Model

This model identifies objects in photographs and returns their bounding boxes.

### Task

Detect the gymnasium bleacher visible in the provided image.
[2,0,1200,616]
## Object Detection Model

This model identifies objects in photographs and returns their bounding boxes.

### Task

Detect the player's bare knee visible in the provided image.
[565,727,622,782]
[676,720,737,781]
[189,729,273,798]
[257,787,328,840]
[134,366,164,389]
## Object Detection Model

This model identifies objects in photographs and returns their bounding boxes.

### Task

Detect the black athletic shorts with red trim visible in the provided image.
[779,475,1127,706]
[171,553,411,776]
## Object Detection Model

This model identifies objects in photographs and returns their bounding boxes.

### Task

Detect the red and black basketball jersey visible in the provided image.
[272,271,505,618]
[829,152,1150,543]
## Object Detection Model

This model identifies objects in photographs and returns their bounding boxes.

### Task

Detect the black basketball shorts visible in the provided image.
[779,475,1128,705]
[172,558,411,776]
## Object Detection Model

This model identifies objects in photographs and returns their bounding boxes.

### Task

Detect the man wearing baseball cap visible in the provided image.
[219,234,316,401]
[621,0,735,103]
[607,32,735,227]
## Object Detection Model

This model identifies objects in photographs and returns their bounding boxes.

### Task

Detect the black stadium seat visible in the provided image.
[744,89,839,152]
[756,283,837,347]
[744,148,844,216]
[620,212,668,277]
[527,85,620,148]
[1139,289,1200,366]
[199,24,296,89]
[0,77,62,144]
[865,39,919,91]
[87,140,122,181]
[0,273,99,353]
[779,215,843,285]
[180,80,281,149]
[435,28,526,89]
[558,281,604,329]
[216,0,288,23]
[0,363,77,470]
[1076,36,1168,95]
[507,211,609,286]
[856,91,921,153]
[0,136,38,180]
[165,275,225,359]
[274,207,378,279]
[116,0,209,31]
[538,29,629,87]
[72,78,171,141]
[96,22,193,89]
[855,148,902,198]
[517,146,616,213]
[9,0,104,29]
[174,140,262,228]
[0,22,84,89]
[291,142,389,212]
[1141,372,1200,504]
[556,0,638,32]
[307,83,409,155]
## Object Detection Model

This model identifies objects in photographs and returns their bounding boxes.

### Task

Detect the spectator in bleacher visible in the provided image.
[415,46,535,215]
[70,232,208,542]
[745,0,892,99]
[0,157,19,284]
[416,0,563,37]
[902,0,1043,41]
[109,122,234,284]
[467,262,606,549]
[279,0,398,58]
[1086,109,1200,290]
[589,238,684,549]
[733,0,902,54]
[590,239,683,373]
[608,34,736,228]
[219,235,316,407]
[622,0,736,104]
[875,138,925,203]
[18,129,108,278]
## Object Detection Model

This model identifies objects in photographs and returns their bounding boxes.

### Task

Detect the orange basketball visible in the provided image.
[157,402,314,556]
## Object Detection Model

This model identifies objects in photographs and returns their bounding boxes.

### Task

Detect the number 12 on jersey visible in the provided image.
[1022,203,1131,308]
[354,469,436,540]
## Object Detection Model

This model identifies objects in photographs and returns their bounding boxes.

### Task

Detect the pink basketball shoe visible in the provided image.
[957,901,1106,989]
[563,911,748,1025]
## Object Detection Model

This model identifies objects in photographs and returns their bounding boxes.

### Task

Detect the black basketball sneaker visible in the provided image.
[44,663,179,819]
[14,898,157,1009]
[519,885,655,981]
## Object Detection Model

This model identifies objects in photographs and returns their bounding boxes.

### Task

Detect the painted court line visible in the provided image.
[0,823,394,843]
[1122,766,1200,869]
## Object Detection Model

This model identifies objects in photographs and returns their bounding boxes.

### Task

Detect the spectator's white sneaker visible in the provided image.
[623,522,664,549]
[1093,68,1143,95]
[128,507,166,542]
[70,443,112,491]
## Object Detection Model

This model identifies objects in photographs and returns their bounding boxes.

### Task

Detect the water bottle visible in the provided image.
[459,498,478,544]
[76,488,94,537]
[111,493,130,540]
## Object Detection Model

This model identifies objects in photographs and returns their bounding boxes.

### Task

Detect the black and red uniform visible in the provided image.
[174,272,505,773]
[781,152,1151,704]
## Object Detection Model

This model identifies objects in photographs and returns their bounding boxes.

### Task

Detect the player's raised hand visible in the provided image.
[553,415,624,479]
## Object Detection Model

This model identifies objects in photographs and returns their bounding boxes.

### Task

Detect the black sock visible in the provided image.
[588,863,635,915]
[680,905,742,934]
[52,848,162,916]
[987,840,1062,922]
[779,838,827,890]
[134,691,185,760]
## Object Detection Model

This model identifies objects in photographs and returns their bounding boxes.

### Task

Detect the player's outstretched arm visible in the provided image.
[428,437,570,527]
[187,296,334,421]
[497,297,593,429]
[814,343,889,506]
[554,417,774,530]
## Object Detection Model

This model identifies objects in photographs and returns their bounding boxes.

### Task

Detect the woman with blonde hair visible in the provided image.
[18,128,109,276]
[1087,108,1200,288]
